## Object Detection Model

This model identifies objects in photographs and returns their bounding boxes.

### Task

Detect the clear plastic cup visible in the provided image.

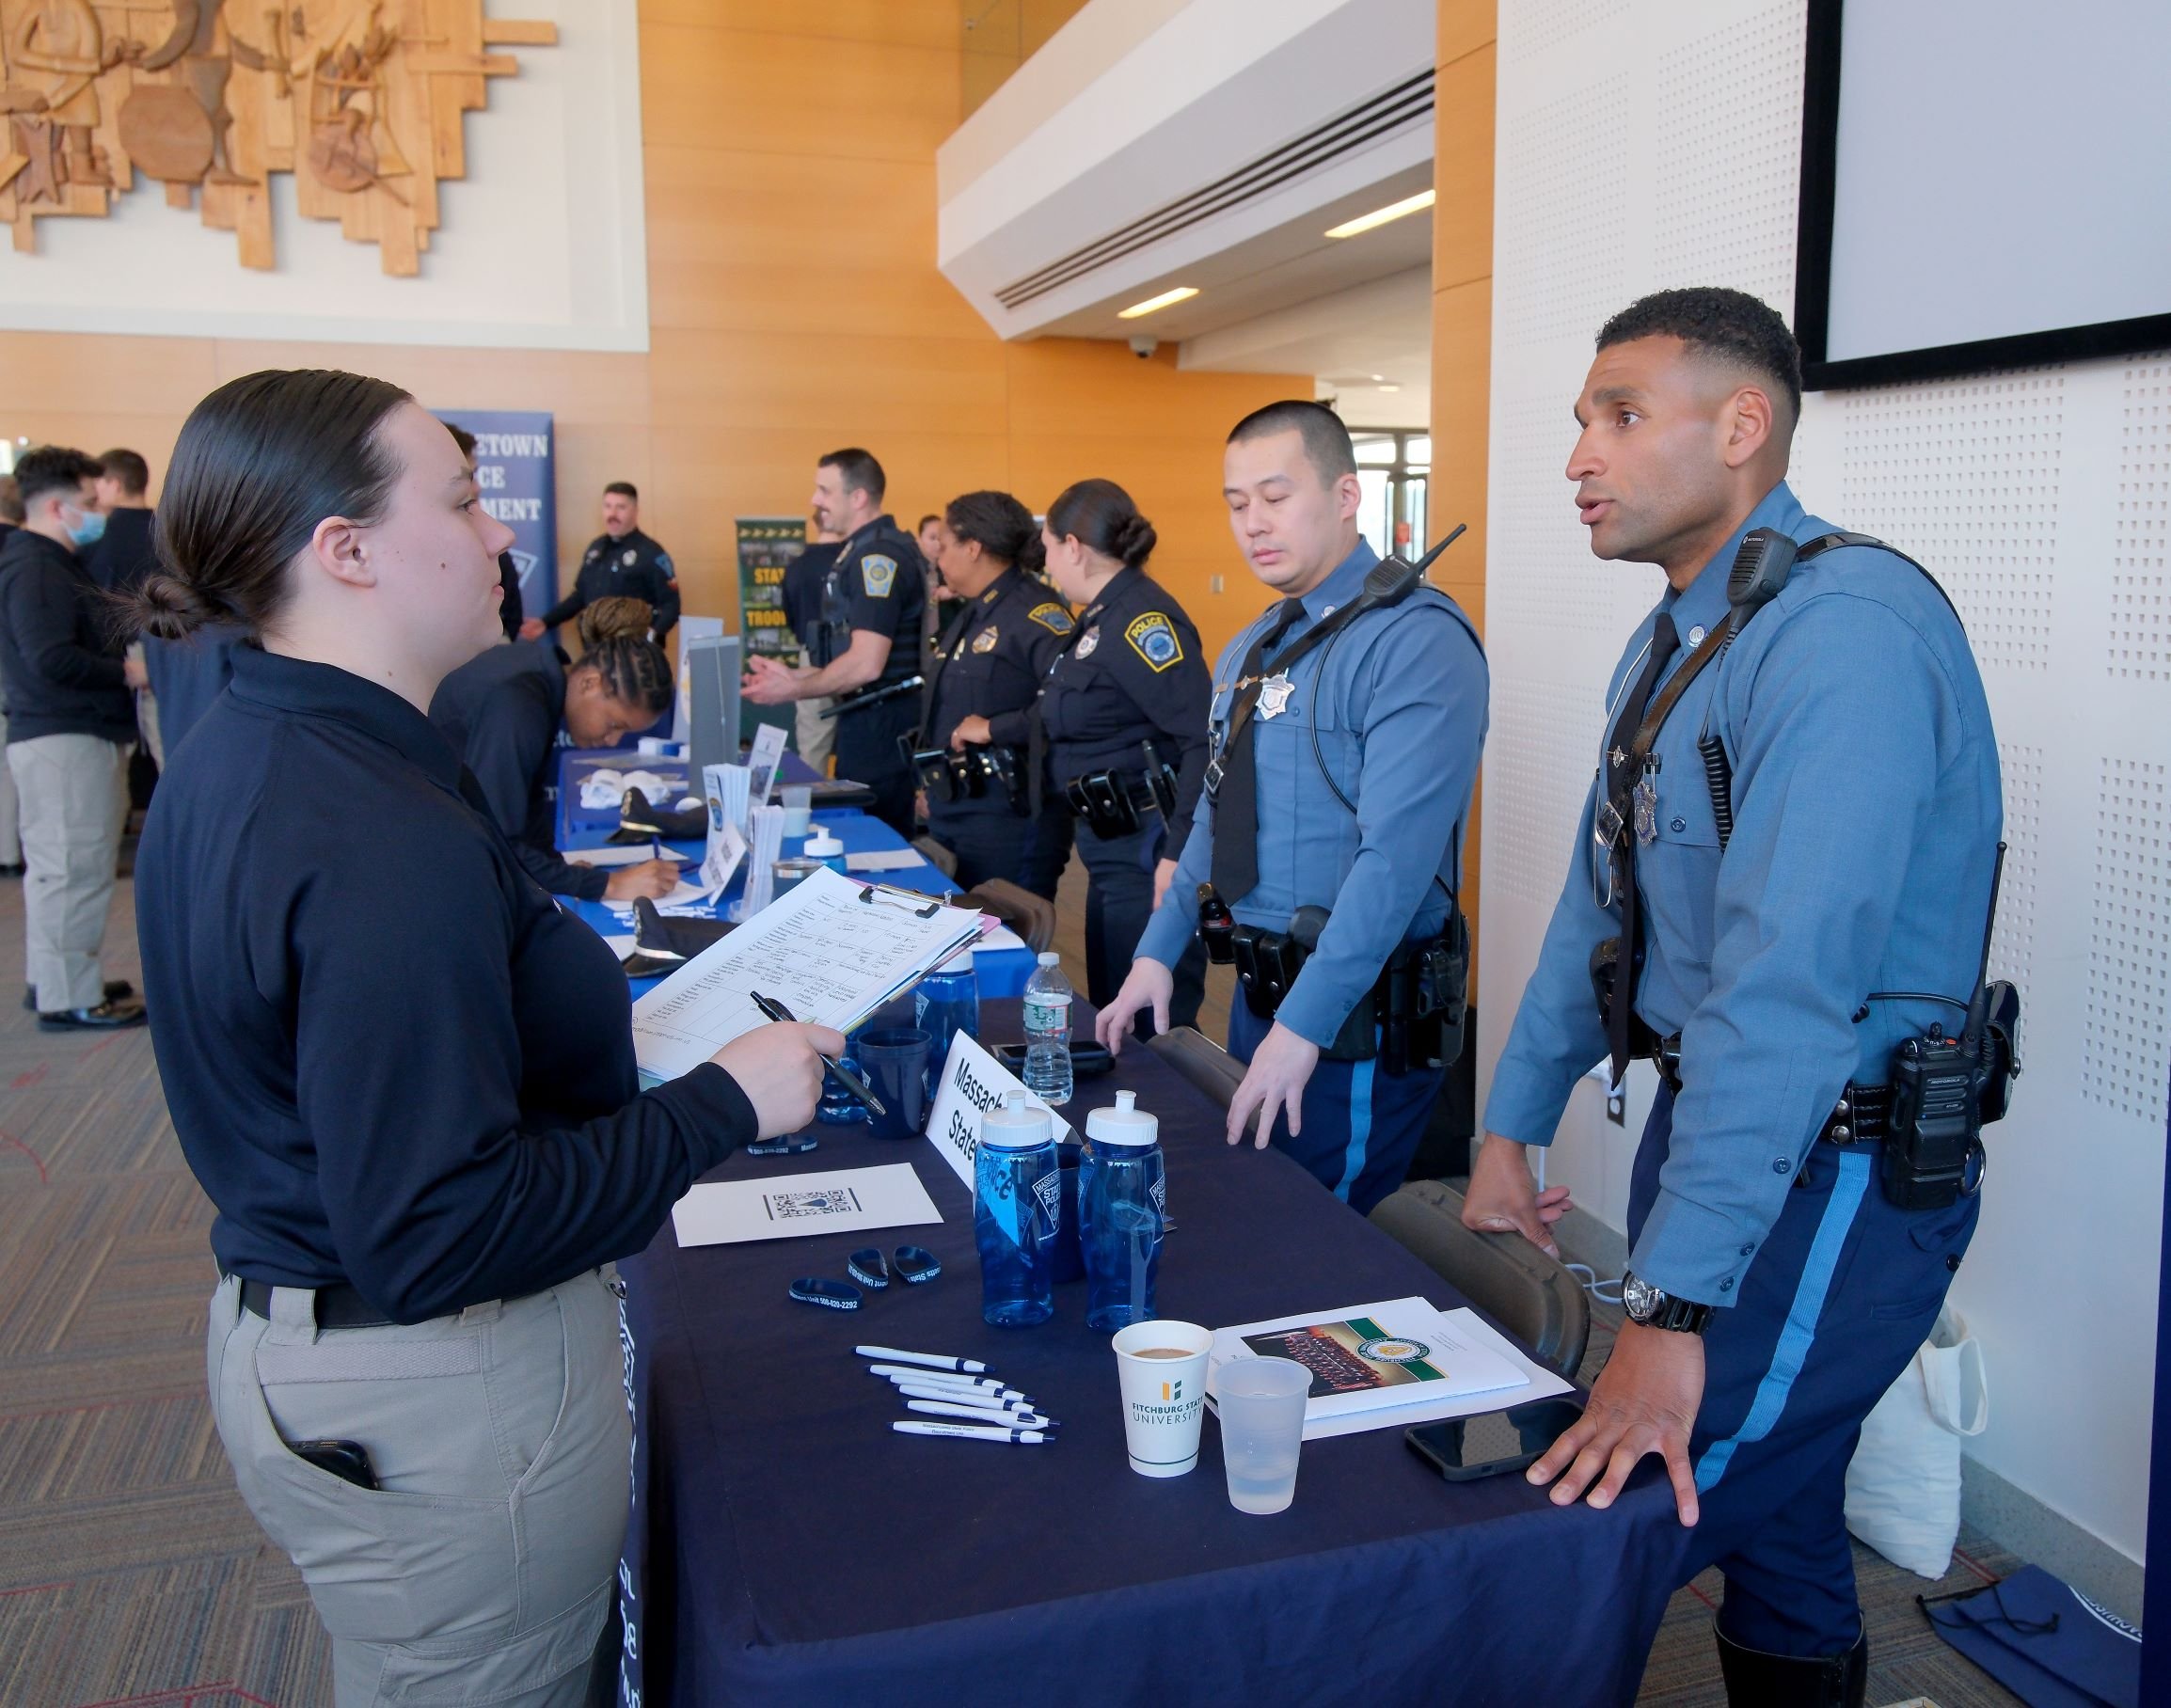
[1213,1356,1311,1514]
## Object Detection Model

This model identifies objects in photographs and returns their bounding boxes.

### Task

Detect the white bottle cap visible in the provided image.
[1086,1089,1158,1147]
[805,832,844,857]
[934,942,975,972]
[979,1089,1053,1150]
[1038,951,1060,967]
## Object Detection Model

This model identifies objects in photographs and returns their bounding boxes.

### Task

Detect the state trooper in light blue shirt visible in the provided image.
[1466,290,2001,1707]
[1099,402,1487,1215]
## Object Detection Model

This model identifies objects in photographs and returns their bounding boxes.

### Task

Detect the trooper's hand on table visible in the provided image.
[713,1022,848,1138]
[1224,1020,1318,1149]
[603,860,681,902]
[1095,957,1174,1054]
[1528,1319,1705,1526]
[1461,1131,1574,1258]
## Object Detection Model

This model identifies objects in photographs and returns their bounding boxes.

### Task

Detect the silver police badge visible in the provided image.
[1259,672,1294,720]
[1633,773,1660,845]
[621,548,637,567]
[1075,626,1100,658]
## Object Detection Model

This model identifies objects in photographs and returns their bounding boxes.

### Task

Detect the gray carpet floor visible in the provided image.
[0,854,2025,1706]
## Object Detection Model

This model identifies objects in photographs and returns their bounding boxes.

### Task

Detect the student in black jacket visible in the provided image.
[132,369,839,1705]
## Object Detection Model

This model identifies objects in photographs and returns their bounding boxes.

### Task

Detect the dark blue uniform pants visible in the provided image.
[833,698,918,838]
[1074,817,1203,1030]
[1228,1001,1441,1215]
[928,797,1070,899]
[1631,1086,1979,1656]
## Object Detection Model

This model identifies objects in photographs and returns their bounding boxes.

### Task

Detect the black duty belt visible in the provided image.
[236,1277,395,1330]
[1649,1037,1893,1143]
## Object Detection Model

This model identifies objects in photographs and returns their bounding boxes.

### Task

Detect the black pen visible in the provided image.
[748,988,887,1116]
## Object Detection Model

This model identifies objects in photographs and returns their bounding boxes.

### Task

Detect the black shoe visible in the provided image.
[0,862,23,877]
[24,979,134,1013]
[1715,1621,1866,1708]
[37,997,149,1032]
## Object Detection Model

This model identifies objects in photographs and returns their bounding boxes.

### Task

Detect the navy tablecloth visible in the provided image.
[615,1004,1688,1707]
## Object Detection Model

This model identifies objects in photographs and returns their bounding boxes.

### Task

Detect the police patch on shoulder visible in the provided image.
[1028,601,1075,635]
[1125,611,1183,672]
[861,554,897,598]
[971,625,999,653]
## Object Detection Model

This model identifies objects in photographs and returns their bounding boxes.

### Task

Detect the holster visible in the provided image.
[1230,904,1469,1073]
[1064,768,1153,838]
[1590,934,1663,1062]
[905,741,1030,816]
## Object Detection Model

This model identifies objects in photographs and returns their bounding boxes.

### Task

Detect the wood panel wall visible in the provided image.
[1433,0,1497,980]
[0,1,1302,667]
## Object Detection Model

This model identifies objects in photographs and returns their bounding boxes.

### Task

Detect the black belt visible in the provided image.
[236,1276,395,1330]
[1649,1036,1892,1143]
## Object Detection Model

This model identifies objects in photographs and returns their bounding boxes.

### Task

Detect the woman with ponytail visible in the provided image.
[1038,479,1212,1029]
[133,370,840,1703]
[918,489,1074,895]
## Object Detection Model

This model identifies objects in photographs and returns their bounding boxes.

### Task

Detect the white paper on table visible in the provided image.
[607,878,713,912]
[845,849,923,874]
[740,803,786,917]
[923,1031,1075,1189]
[600,935,637,959]
[748,722,787,809]
[976,925,1031,955]
[672,1162,942,1247]
[565,845,665,869]
[1206,1298,1561,1441]
[631,866,981,1083]
[697,810,746,904]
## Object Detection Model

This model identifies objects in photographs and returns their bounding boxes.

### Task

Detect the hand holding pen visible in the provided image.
[710,1008,849,1137]
[749,990,887,1116]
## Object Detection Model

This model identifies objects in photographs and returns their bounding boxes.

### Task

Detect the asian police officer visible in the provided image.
[1098,402,1487,1215]
[742,448,927,835]
[520,481,679,644]
[1465,289,2001,1706]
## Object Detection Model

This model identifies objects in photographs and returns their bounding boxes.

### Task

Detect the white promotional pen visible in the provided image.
[894,1379,1035,1408]
[895,1384,1038,1415]
[881,1373,1032,1404]
[905,1398,1056,1429]
[867,1365,1014,1394]
[894,1420,1053,1444]
[856,1345,990,1374]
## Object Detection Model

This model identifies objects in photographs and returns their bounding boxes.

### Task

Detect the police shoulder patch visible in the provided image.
[656,552,673,574]
[861,554,898,598]
[1124,611,1183,672]
[1028,601,1075,635]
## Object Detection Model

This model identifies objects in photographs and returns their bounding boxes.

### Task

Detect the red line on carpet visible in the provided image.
[1688,1580,1719,1611]
[0,1129,48,1185]
[1950,1543,2000,1586]
[70,1684,278,1708]
[0,1390,197,1425]
[11,1062,49,1089]
[0,1579,71,1598]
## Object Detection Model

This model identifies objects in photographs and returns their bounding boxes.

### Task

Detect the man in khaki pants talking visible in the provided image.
[0,447,147,1030]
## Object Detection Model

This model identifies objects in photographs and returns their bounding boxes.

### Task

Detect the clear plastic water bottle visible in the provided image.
[1079,1090,1165,1331]
[1022,951,1074,1107]
[913,945,978,1062]
[974,1092,1058,1327]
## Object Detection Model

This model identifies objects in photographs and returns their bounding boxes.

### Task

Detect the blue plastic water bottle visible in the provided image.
[1078,1090,1165,1331]
[974,1092,1058,1327]
[913,945,978,1062]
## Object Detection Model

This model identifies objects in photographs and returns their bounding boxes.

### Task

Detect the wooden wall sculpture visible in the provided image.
[0,1,555,274]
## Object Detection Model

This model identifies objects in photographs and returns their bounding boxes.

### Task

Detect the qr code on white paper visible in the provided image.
[769,1189,857,1219]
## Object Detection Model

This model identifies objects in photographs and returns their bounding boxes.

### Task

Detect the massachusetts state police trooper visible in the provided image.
[742,448,926,835]
[520,480,680,643]
[1038,478,1212,1031]
[1099,402,1488,1217]
[1466,291,2009,1708]
[917,491,1073,896]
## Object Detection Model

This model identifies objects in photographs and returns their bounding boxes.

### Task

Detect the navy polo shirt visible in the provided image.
[136,646,755,1322]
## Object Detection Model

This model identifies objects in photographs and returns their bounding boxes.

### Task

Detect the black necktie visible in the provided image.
[1606,610,1681,1087]
[1210,597,1307,904]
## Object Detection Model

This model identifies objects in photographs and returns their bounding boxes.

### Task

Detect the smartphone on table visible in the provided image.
[1404,1398,1586,1482]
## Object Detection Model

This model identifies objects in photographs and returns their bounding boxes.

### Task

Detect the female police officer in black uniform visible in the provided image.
[131,370,839,1706]
[920,490,1073,895]
[1039,479,1211,1028]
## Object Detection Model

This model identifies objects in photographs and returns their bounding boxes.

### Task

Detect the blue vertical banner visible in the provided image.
[432,409,558,614]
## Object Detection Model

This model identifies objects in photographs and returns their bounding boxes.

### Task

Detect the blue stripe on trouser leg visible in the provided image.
[1331,1058,1376,1202]
[1693,1149,1873,1493]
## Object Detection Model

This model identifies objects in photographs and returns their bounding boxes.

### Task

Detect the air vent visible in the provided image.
[993,68,1435,310]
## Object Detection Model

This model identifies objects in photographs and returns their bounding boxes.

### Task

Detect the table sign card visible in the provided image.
[748,722,788,809]
[924,1032,1075,1188]
[672,1162,941,1247]
[697,808,746,906]
[705,762,753,836]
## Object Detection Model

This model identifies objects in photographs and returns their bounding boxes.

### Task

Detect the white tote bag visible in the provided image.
[1844,1304,1989,1578]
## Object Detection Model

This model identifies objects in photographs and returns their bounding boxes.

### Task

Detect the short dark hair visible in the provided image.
[14,446,103,511]
[1596,287,1802,420]
[818,448,885,505]
[1227,400,1357,483]
[135,369,411,641]
[603,481,639,502]
[442,421,478,459]
[1048,478,1156,571]
[944,490,1043,575]
[96,448,151,498]
[0,475,24,525]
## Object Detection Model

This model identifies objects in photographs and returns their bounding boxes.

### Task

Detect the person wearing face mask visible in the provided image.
[132,371,841,1704]
[918,489,1074,895]
[1098,402,1488,1217]
[1038,479,1211,1030]
[429,600,683,905]
[0,445,149,1030]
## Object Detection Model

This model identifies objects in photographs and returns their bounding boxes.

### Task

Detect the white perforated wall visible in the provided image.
[1484,0,2168,1568]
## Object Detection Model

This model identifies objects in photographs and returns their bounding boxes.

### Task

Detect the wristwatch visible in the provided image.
[1621,1272,1714,1335]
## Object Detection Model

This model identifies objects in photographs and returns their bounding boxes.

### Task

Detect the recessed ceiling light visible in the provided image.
[1324,189,1435,240]
[1117,286,1199,320]
[1377,384,1402,393]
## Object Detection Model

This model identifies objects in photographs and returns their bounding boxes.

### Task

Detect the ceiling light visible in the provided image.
[1117,286,1198,320]
[1377,384,1402,393]
[1324,189,1434,240]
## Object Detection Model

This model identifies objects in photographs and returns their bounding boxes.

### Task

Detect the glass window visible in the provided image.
[1358,468,1392,558]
